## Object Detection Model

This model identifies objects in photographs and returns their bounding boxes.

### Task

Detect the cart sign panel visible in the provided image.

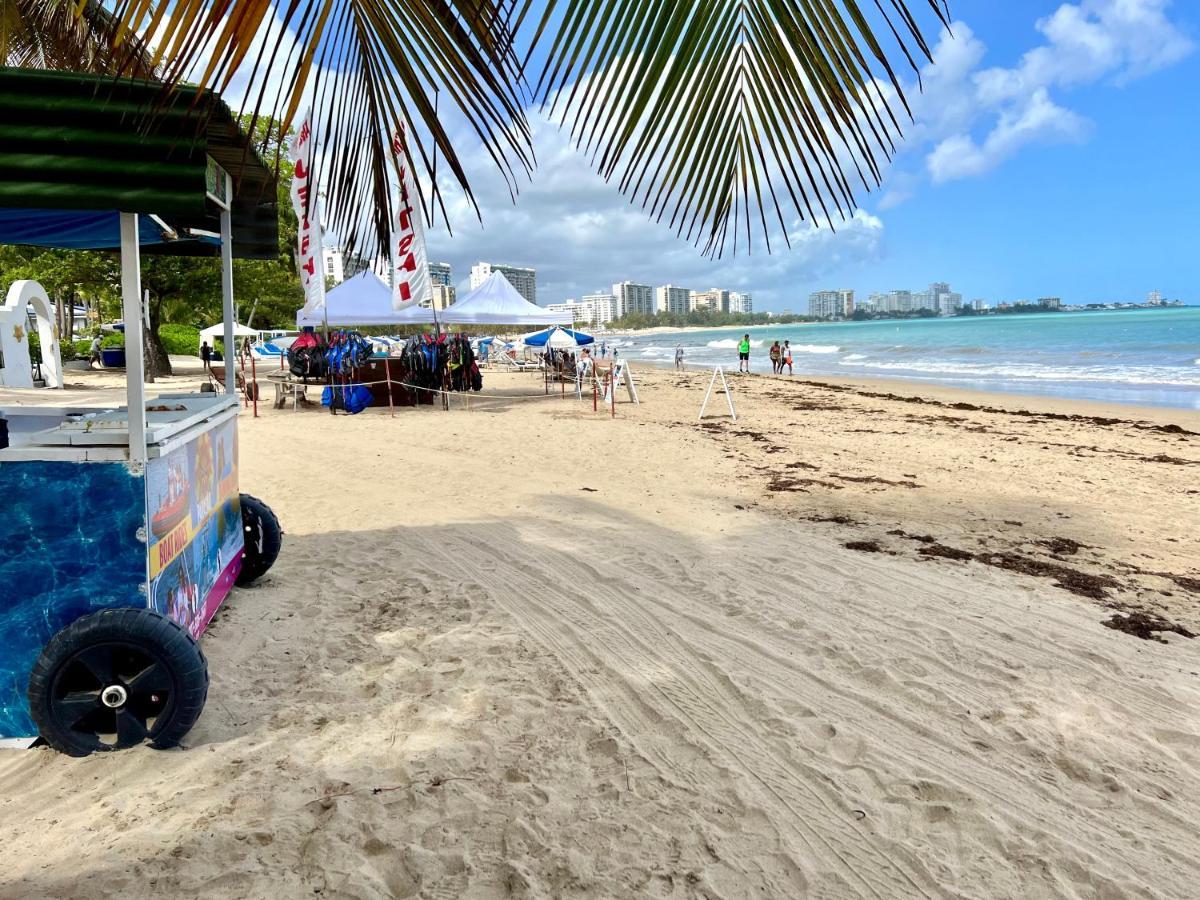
[146,418,243,639]
[0,462,146,739]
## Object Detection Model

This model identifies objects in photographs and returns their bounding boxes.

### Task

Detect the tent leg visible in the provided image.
[119,213,147,467]
[220,207,236,395]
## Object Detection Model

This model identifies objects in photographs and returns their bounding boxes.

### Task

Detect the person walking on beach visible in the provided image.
[738,334,751,373]
[675,344,685,370]
[782,340,793,376]
[200,341,212,371]
[769,341,781,374]
[88,334,103,369]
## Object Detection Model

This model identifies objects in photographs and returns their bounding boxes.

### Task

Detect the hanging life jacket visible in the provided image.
[289,332,328,381]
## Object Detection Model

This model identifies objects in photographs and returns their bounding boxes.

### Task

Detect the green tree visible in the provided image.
[232,115,302,331]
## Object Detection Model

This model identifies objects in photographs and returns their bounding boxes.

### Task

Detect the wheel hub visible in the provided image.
[100,685,129,709]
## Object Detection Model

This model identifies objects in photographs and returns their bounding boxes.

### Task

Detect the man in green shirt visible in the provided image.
[737,334,751,373]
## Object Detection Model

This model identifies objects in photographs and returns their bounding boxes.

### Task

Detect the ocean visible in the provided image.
[607,307,1200,410]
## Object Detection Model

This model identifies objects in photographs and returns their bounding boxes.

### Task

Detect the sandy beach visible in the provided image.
[1,360,1198,899]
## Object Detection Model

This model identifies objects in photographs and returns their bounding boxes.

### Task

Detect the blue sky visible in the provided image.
[418,0,1198,311]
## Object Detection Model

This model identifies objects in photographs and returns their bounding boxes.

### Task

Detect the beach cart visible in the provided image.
[0,70,282,755]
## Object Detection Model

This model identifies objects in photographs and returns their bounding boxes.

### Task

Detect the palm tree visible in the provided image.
[2,1,949,259]
[1,0,152,75]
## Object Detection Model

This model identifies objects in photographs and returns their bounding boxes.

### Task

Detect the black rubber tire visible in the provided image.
[27,608,209,757]
[237,493,282,586]
[244,381,261,402]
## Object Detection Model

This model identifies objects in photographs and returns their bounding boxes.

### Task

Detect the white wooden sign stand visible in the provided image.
[698,366,737,422]
[605,361,641,405]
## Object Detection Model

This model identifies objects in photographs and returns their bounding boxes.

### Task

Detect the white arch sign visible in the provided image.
[0,280,64,389]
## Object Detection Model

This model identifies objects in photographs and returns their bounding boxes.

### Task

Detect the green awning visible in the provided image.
[0,68,279,259]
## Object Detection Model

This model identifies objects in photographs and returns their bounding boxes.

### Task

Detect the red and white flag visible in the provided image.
[390,125,431,311]
[289,109,325,320]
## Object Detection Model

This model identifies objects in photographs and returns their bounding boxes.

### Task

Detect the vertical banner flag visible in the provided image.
[391,125,432,310]
[289,109,325,319]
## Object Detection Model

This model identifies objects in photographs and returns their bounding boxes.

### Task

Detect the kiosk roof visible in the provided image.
[0,68,278,259]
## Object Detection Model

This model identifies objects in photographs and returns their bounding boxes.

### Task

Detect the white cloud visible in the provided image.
[927,87,1091,183]
[878,0,1193,196]
[426,116,885,309]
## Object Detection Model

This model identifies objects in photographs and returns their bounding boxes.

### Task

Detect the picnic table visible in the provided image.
[265,370,312,409]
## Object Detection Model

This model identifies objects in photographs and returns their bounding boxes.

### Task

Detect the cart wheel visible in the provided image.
[27,609,208,757]
[237,493,282,586]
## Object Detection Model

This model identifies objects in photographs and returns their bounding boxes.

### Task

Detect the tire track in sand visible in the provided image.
[429,533,947,899]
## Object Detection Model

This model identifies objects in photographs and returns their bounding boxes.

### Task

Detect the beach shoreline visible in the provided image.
[6,355,1195,427]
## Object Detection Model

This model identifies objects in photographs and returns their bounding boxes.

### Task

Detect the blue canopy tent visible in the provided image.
[520,326,595,348]
[0,209,217,252]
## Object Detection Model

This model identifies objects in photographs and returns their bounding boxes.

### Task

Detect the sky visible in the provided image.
[413,0,1199,311]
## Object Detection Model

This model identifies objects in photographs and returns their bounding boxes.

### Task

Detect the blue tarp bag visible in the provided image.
[321,384,373,415]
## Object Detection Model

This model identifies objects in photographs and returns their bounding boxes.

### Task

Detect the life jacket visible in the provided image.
[289,332,328,381]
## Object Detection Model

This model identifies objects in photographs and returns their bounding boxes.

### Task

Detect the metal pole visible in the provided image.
[219,205,236,395]
[250,355,258,418]
[119,213,147,467]
[385,356,395,418]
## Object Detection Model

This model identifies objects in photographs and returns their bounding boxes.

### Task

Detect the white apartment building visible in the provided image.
[656,284,691,315]
[690,288,731,313]
[428,262,452,287]
[808,289,853,319]
[426,284,456,311]
[887,290,913,312]
[612,281,655,319]
[547,292,616,326]
[470,262,537,305]
[939,291,963,316]
[322,245,377,286]
[729,292,754,314]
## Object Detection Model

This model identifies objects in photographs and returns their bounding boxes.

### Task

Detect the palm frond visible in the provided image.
[1,0,154,75]
[519,0,950,256]
[98,0,534,260]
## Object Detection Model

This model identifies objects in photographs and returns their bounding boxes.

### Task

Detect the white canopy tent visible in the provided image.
[444,272,569,326]
[296,271,437,327]
[199,321,258,351]
[296,270,569,329]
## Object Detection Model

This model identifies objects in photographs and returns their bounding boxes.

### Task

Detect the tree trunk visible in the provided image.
[146,297,173,378]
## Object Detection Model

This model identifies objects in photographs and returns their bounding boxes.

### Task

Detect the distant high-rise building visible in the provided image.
[428,262,452,287]
[1038,297,1061,310]
[972,299,989,311]
[690,288,731,313]
[470,262,537,305]
[322,245,375,286]
[729,291,754,314]
[808,289,853,319]
[612,281,655,319]
[887,290,912,313]
[938,291,963,316]
[427,284,456,311]
[656,284,691,315]
[545,291,617,326]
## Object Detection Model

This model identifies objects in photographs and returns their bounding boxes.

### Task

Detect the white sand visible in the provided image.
[1,364,1199,898]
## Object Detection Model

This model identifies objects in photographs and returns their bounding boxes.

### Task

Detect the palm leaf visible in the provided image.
[1,0,154,75]
[94,0,534,261]
[520,0,950,256]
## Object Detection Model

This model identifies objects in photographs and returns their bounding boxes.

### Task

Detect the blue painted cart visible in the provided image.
[0,71,282,755]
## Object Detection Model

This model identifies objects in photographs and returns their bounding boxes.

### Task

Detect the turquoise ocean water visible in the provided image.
[609,308,1200,410]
